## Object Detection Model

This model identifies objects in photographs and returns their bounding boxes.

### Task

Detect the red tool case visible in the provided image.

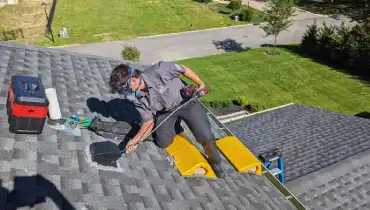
[7,75,49,134]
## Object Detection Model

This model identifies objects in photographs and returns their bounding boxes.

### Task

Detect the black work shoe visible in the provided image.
[211,163,226,178]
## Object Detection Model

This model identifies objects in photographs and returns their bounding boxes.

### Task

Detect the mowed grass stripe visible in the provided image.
[177,47,370,115]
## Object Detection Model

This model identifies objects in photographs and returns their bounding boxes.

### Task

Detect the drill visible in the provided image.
[181,84,210,100]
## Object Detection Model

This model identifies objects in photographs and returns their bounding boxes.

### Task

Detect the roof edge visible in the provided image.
[198,100,307,210]
[220,103,295,123]
[0,41,149,69]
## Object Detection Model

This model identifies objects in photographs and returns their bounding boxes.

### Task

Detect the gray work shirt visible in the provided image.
[132,61,187,122]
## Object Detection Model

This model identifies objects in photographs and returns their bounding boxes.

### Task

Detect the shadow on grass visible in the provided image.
[213,38,250,52]
[296,0,368,21]
[260,43,370,86]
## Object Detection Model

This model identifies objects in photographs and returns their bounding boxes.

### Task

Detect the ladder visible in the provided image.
[258,148,284,184]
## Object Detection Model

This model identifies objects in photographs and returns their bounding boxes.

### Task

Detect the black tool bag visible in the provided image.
[88,116,140,141]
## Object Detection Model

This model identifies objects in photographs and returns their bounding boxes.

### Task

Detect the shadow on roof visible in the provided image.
[355,111,370,119]
[86,97,141,125]
[1,174,75,210]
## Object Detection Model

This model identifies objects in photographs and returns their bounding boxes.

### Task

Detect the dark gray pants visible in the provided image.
[152,100,221,165]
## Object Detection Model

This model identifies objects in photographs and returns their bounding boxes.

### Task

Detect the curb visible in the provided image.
[136,24,254,39]
[45,24,254,49]
[48,44,82,48]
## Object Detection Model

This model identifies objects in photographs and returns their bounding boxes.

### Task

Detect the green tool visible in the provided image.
[65,112,93,128]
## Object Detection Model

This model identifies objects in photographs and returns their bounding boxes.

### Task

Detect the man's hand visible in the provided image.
[124,119,154,155]
[125,139,138,154]
[196,84,210,96]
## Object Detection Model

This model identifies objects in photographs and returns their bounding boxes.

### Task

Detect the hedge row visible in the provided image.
[201,96,265,112]
[301,19,369,72]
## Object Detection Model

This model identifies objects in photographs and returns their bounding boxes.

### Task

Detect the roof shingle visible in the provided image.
[0,41,295,210]
[223,104,370,210]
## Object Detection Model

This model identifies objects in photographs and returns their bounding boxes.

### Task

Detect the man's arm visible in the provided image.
[125,102,155,154]
[182,65,205,86]
[125,119,154,154]
[132,119,154,143]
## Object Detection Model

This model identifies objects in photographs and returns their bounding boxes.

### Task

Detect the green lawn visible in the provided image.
[296,0,367,21]
[33,0,250,46]
[177,47,370,115]
[208,3,266,24]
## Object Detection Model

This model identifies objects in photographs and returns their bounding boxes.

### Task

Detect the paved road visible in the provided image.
[62,16,353,64]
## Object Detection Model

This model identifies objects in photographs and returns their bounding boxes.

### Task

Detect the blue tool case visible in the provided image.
[10,75,49,106]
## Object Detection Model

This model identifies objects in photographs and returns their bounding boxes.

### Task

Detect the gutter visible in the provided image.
[199,100,307,210]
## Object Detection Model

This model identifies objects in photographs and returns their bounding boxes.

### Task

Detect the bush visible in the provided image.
[228,0,242,10]
[121,45,140,61]
[330,22,352,62]
[233,96,248,106]
[348,19,370,71]
[301,19,370,73]
[316,22,336,58]
[250,102,264,112]
[301,22,319,54]
[202,99,233,109]
[203,0,213,3]
[210,100,233,109]
[239,8,254,22]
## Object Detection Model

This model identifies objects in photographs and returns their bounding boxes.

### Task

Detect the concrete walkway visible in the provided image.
[62,15,352,64]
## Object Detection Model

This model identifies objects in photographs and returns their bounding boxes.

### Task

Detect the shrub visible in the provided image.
[239,8,254,22]
[301,22,319,54]
[233,96,248,106]
[200,99,233,109]
[300,18,370,73]
[121,45,140,61]
[329,22,352,62]
[316,22,336,59]
[348,19,370,71]
[210,100,233,109]
[250,102,264,112]
[203,0,213,3]
[0,25,6,32]
[228,0,242,10]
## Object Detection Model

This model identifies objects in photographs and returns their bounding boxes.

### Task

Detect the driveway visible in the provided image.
[61,15,352,64]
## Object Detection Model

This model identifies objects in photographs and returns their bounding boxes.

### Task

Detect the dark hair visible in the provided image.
[109,64,141,93]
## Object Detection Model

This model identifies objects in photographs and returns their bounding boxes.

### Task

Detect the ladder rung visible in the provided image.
[270,168,281,176]
[269,156,280,162]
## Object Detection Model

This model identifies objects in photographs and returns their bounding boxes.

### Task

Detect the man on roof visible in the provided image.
[108,61,225,178]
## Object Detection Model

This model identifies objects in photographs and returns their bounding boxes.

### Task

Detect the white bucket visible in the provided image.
[45,88,62,120]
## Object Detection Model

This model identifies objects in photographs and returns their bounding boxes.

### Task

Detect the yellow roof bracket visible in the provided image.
[166,134,217,178]
[216,136,262,176]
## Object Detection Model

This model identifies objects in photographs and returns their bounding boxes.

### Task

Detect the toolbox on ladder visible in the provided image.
[258,148,284,184]
[7,75,49,134]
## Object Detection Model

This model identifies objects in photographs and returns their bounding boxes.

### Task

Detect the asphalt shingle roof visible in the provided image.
[223,104,370,210]
[285,149,370,210]
[0,41,295,210]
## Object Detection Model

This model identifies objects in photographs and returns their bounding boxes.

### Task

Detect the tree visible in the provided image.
[261,0,296,55]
